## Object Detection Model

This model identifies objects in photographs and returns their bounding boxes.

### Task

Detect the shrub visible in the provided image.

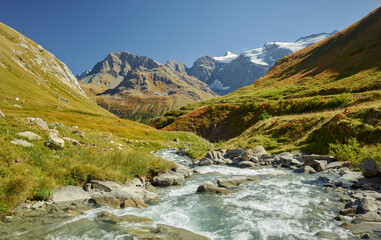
[32,188,53,201]
[258,110,272,120]
[327,93,353,108]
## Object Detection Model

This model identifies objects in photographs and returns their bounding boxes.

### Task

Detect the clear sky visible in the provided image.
[1,0,380,75]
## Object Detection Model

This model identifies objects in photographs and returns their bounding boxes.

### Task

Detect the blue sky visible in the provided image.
[1,0,380,74]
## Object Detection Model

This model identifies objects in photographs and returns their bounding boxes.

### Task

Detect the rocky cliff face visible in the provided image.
[77,52,216,123]
[183,31,337,95]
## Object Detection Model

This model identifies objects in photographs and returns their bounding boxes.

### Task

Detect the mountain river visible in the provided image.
[1,149,355,239]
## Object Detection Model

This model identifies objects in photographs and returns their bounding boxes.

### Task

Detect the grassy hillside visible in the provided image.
[153,7,381,159]
[0,22,210,215]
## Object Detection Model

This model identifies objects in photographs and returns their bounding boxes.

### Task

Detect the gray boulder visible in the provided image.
[152,170,185,186]
[92,189,147,208]
[45,136,65,149]
[205,151,224,160]
[353,212,381,223]
[27,117,49,129]
[238,161,256,168]
[11,139,34,147]
[16,131,42,141]
[360,159,381,178]
[355,198,379,214]
[285,159,303,168]
[173,165,193,178]
[293,166,317,174]
[119,186,161,203]
[196,181,229,195]
[227,148,244,158]
[52,186,91,203]
[88,180,122,192]
[199,158,213,166]
[217,176,246,188]
[254,146,268,157]
[327,162,342,169]
[302,159,327,172]
[241,149,254,161]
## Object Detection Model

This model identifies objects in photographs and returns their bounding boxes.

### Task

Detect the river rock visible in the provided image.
[52,186,91,203]
[205,151,224,160]
[11,138,34,147]
[152,170,185,186]
[62,137,80,146]
[45,137,64,149]
[293,166,316,174]
[353,212,381,223]
[360,159,381,178]
[120,186,161,203]
[285,159,303,168]
[302,159,327,172]
[355,197,378,214]
[92,189,147,208]
[254,146,268,156]
[88,180,122,192]
[238,161,256,169]
[16,131,42,141]
[340,169,363,182]
[196,181,229,195]
[353,177,381,190]
[97,211,153,224]
[227,148,244,158]
[314,231,341,240]
[173,165,193,178]
[327,162,342,169]
[217,176,247,188]
[302,154,336,161]
[27,117,49,129]
[155,224,210,240]
[350,222,381,238]
[241,149,254,161]
[199,158,214,166]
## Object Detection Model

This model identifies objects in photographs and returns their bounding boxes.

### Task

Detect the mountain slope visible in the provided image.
[184,31,337,95]
[78,52,216,123]
[0,22,211,214]
[155,7,381,154]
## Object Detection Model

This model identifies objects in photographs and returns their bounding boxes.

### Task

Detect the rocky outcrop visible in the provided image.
[165,59,188,75]
[196,181,229,195]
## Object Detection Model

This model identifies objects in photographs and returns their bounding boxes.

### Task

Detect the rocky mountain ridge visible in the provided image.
[166,31,337,95]
[77,51,216,123]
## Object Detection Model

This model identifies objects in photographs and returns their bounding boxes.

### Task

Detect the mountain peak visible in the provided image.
[213,51,238,63]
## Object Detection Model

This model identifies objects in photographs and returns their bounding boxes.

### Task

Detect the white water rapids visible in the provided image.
[1,149,355,240]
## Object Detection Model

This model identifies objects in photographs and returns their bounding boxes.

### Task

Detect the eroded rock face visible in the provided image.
[196,181,229,195]
[360,159,381,178]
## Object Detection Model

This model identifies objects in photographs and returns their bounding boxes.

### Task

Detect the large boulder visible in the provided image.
[205,151,224,160]
[173,165,193,178]
[293,166,316,174]
[196,181,229,195]
[241,149,254,161]
[217,176,246,188]
[254,146,268,157]
[11,139,33,147]
[354,197,378,214]
[227,148,244,158]
[199,158,214,166]
[152,170,185,186]
[92,189,147,208]
[238,161,256,168]
[16,131,42,141]
[120,186,161,203]
[302,159,327,172]
[52,186,91,203]
[360,159,381,178]
[45,137,65,149]
[27,117,49,129]
[353,212,381,224]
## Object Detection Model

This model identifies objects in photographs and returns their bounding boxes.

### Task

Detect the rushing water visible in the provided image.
[1,149,355,240]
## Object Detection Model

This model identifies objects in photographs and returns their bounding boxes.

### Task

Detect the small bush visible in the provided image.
[32,188,53,201]
[327,93,353,108]
[259,110,272,120]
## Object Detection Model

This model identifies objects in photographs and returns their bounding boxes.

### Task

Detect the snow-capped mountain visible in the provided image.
[181,30,338,95]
